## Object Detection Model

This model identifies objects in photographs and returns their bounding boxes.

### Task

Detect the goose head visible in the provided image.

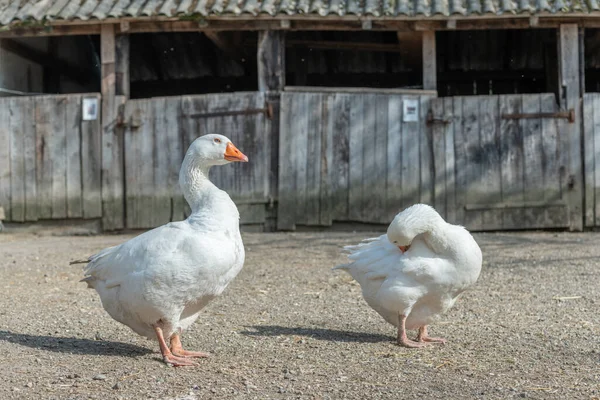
[185,134,248,166]
[386,204,444,253]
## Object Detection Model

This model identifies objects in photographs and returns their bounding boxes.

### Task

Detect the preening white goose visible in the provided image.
[72,134,248,366]
[333,204,482,348]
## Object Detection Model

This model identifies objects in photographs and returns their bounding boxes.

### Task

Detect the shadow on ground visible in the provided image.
[240,325,393,344]
[0,330,152,357]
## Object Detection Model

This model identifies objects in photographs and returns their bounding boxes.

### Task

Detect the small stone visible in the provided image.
[93,374,107,380]
[12,387,20,392]
[112,383,120,390]
[25,382,33,388]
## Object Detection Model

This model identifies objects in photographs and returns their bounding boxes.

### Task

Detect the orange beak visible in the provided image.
[224,142,248,162]
[398,245,409,253]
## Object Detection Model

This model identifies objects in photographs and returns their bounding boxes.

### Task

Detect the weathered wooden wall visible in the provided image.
[122,92,272,229]
[278,89,435,230]
[584,93,600,227]
[0,94,102,222]
[430,93,572,231]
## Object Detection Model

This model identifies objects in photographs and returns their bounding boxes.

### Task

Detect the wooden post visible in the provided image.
[257,31,285,92]
[558,24,583,231]
[101,24,126,230]
[422,31,437,91]
[115,34,130,97]
[257,31,285,231]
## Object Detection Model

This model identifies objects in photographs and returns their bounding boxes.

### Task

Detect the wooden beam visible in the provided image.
[100,24,125,230]
[558,24,583,232]
[422,31,436,91]
[2,18,600,39]
[257,31,285,92]
[0,38,92,86]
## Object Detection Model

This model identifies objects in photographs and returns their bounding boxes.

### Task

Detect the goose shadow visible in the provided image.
[0,330,152,357]
[240,325,392,344]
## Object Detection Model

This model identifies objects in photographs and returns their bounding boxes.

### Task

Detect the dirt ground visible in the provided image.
[0,228,598,400]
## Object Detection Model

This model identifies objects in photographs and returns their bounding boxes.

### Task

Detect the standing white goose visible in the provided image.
[333,204,482,348]
[73,134,248,366]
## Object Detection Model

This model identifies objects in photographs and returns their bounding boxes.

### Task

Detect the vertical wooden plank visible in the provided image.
[361,93,379,222]
[319,93,332,226]
[348,94,364,221]
[277,92,297,230]
[499,95,524,229]
[419,95,433,207]
[460,96,482,230]
[431,98,447,219]
[123,100,138,228]
[594,95,600,226]
[478,95,502,229]
[452,98,467,226]
[386,95,403,222]
[305,93,322,225]
[422,31,437,91]
[152,97,173,227]
[65,95,83,218]
[22,98,37,221]
[101,24,125,230]
[443,97,457,224]
[294,93,309,226]
[540,93,563,226]
[169,98,185,222]
[139,99,155,228]
[9,98,25,221]
[583,94,595,227]
[0,99,11,221]
[559,24,583,231]
[401,97,421,211]
[81,94,102,219]
[330,93,350,221]
[373,94,388,223]
[521,94,544,227]
[51,96,68,219]
[35,97,53,220]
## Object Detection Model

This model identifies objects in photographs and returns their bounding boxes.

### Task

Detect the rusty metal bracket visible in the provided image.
[501,108,575,123]
[188,102,273,120]
[426,110,452,126]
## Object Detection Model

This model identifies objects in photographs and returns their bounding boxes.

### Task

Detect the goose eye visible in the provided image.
[393,241,398,244]
[214,138,221,144]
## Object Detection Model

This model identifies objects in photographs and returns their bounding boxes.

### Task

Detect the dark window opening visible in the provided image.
[129,32,258,99]
[436,29,558,97]
[285,31,422,89]
[585,29,600,92]
[0,36,100,96]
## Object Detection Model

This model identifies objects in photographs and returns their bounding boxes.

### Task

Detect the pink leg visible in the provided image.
[154,326,197,367]
[170,334,210,358]
[397,314,427,348]
[417,325,447,344]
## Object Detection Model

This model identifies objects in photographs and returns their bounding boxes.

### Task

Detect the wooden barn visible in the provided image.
[1,0,600,233]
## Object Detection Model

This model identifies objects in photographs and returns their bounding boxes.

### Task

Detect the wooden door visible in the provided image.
[121,92,272,229]
[429,94,578,231]
[278,89,436,230]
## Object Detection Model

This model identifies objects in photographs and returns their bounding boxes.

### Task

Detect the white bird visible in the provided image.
[333,204,482,348]
[73,134,248,366]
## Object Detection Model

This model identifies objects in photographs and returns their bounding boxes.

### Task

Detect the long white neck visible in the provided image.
[178,153,241,231]
[179,155,215,214]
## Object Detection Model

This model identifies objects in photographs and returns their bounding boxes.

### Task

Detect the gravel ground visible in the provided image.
[0,229,598,400]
